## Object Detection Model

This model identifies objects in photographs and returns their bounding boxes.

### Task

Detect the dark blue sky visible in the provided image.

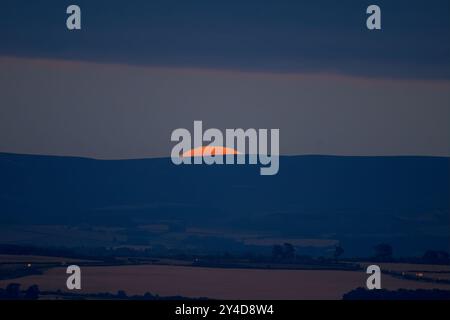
[1,0,449,79]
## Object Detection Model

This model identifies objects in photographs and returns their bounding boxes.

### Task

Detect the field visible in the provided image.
[1,264,450,300]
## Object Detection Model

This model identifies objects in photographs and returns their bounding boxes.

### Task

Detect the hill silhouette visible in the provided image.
[0,153,448,255]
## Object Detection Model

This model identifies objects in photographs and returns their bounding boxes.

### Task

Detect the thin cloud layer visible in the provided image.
[1,0,449,79]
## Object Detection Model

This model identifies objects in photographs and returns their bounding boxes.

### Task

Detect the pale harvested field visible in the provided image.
[1,264,450,300]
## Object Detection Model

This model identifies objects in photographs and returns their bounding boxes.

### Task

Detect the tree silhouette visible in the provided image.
[272,243,295,261]
[333,245,344,259]
[24,285,40,300]
[6,283,21,299]
[272,245,284,261]
[423,250,450,264]
[374,243,393,261]
[283,243,295,260]
[117,290,128,299]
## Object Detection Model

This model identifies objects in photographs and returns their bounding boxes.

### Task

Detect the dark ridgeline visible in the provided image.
[0,153,449,256]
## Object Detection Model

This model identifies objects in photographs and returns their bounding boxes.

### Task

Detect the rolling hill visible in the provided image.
[0,153,448,256]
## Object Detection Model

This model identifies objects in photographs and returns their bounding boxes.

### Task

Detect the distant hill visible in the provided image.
[0,153,449,256]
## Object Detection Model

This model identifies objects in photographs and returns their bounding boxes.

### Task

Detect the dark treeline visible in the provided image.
[1,243,449,266]
[0,283,204,301]
[3,283,450,300]
[0,283,40,300]
[343,288,450,300]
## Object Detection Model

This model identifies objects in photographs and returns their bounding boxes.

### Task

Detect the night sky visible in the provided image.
[0,0,449,158]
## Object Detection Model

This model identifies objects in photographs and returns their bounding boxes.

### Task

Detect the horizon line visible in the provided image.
[1,151,449,161]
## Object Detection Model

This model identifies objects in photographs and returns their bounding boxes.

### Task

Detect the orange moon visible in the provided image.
[182,146,240,157]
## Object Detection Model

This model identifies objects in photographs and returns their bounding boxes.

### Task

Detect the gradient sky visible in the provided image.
[0,0,449,158]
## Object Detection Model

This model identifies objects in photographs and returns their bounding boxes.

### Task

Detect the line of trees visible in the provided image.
[0,283,39,300]
[271,242,450,264]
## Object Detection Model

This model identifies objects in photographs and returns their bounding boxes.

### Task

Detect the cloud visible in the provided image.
[1,0,449,79]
